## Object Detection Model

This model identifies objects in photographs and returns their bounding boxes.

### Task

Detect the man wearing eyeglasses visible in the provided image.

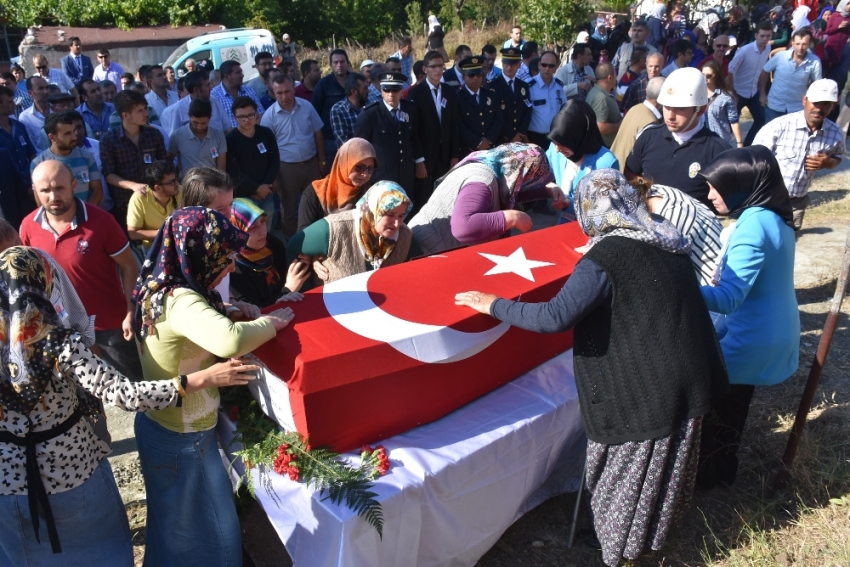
[127,160,180,248]
[92,50,126,91]
[528,51,565,150]
[226,96,281,228]
[408,51,460,214]
[32,54,80,106]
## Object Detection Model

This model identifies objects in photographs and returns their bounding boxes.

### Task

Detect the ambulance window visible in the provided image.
[179,50,212,76]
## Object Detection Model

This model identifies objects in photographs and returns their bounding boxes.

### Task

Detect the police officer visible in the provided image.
[455,56,503,157]
[624,67,728,212]
[354,72,425,195]
[526,50,565,150]
[489,47,532,144]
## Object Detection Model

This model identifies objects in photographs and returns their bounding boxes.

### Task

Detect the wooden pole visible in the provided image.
[774,224,850,489]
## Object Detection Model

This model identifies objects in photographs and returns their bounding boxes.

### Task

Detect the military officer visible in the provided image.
[354,72,425,195]
[489,47,532,144]
[526,50,566,150]
[455,56,503,157]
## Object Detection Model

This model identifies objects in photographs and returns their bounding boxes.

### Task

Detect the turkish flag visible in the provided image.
[253,222,588,452]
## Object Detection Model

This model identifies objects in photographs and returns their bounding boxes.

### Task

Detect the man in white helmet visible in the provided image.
[625,67,729,212]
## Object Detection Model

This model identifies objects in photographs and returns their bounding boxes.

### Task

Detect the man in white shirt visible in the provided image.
[729,20,773,146]
[144,64,179,120]
[32,54,79,106]
[160,70,230,136]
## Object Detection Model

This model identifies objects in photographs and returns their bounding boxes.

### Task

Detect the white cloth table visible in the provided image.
[219,349,585,567]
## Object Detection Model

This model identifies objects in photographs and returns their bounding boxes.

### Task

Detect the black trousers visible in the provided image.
[411,159,451,217]
[696,383,756,490]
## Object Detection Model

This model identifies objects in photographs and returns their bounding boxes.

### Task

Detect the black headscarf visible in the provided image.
[547,99,604,163]
[698,146,794,227]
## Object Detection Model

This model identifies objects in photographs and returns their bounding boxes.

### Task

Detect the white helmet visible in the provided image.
[657,67,709,107]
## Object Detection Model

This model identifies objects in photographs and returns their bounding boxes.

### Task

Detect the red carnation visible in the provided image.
[228,406,239,422]
[288,466,300,481]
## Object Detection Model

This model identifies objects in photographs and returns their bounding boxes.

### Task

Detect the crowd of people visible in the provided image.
[0,3,841,564]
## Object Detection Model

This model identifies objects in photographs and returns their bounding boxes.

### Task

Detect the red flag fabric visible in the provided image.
[254,222,589,452]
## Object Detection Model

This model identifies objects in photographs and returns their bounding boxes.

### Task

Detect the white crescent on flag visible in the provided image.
[323,270,511,364]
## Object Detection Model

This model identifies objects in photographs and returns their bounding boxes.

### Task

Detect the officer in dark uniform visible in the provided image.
[488,47,532,144]
[455,56,503,157]
[354,72,425,196]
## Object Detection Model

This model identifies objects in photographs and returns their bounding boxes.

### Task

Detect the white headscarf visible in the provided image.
[428,15,441,34]
[791,6,811,30]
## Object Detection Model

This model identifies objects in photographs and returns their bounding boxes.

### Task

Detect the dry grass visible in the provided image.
[301,22,516,74]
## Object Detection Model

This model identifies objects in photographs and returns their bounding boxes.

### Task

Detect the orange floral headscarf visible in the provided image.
[312,138,377,214]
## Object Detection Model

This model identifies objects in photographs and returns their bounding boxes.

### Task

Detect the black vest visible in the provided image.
[575,236,728,445]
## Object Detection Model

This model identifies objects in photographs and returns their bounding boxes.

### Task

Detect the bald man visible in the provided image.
[21,160,143,379]
[696,35,734,90]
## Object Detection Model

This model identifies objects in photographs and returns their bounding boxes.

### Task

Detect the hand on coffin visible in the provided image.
[503,209,533,232]
[284,259,310,292]
[229,301,262,321]
[454,291,499,315]
[277,292,305,302]
[265,307,296,331]
[546,183,570,211]
[185,357,262,393]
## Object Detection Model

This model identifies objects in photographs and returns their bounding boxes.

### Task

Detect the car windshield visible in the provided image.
[163,42,190,68]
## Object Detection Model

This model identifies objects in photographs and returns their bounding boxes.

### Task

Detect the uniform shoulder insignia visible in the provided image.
[554,78,564,86]
[527,78,538,87]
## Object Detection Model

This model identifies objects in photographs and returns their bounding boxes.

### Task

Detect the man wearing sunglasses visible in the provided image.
[696,35,733,88]
[528,51,565,150]
[92,49,126,91]
[32,54,79,106]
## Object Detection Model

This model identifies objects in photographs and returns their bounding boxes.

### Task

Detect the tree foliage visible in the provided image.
[517,0,594,46]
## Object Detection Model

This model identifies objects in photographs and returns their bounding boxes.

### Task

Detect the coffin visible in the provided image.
[251,221,588,452]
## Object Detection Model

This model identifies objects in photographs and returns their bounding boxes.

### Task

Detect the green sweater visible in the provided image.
[138,288,276,433]
[286,218,423,268]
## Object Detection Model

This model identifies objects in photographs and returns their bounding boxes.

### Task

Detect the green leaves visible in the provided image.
[517,0,593,45]
[225,390,385,537]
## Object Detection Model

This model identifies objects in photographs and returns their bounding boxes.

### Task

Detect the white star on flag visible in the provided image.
[479,247,555,282]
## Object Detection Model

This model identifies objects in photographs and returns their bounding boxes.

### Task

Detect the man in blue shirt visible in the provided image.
[0,85,36,185]
[77,79,115,139]
[390,37,415,82]
[759,28,822,123]
[503,25,526,50]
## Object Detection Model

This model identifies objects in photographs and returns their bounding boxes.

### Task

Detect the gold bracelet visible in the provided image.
[173,376,188,397]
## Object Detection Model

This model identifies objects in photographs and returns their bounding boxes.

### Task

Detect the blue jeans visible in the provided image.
[0,459,133,567]
[737,93,765,146]
[135,414,241,567]
[764,106,787,125]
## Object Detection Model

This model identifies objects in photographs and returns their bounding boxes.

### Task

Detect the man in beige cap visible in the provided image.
[280,33,299,67]
[753,78,845,231]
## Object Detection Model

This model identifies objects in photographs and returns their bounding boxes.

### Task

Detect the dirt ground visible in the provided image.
[108,131,850,567]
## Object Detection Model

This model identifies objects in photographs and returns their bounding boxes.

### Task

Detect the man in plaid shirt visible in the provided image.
[621,52,663,113]
[753,79,845,231]
[330,73,369,147]
[210,61,264,129]
[390,37,415,82]
[100,89,167,231]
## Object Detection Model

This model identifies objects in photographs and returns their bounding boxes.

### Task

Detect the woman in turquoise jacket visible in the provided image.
[545,100,619,223]
[696,146,800,489]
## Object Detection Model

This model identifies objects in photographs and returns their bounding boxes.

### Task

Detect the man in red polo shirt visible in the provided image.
[21,160,143,379]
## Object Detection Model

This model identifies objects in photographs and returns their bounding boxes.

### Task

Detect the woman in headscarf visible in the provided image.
[286,181,419,285]
[133,208,295,567]
[723,5,751,44]
[696,146,799,490]
[825,0,850,71]
[0,247,260,565]
[790,5,812,29]
[407,143,564,256]
[230,198,309,307]
[769,6,793,48]
[298,138,377,232]
[427,15,448,61]
[455,168,728,567]
[812,6,833,59]
[545,100,619,223]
